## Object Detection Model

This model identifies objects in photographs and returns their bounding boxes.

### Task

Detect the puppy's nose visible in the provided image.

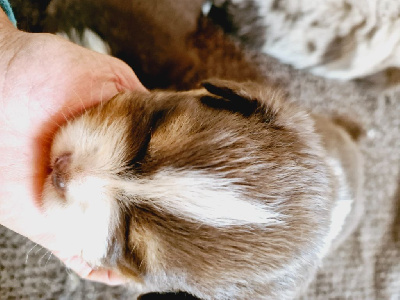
[51,153,71,196]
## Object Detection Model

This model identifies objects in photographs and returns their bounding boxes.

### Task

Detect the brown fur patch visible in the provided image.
[68,84,334,298]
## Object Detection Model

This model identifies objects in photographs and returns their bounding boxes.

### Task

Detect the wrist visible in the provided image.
[0,6,15,30]
[0,0,16,26]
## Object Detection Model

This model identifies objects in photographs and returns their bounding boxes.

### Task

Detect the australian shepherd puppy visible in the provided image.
[40,1,364,299]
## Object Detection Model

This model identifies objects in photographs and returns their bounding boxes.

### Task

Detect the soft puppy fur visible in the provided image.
[42,84,363,299]
[40,2,364,300]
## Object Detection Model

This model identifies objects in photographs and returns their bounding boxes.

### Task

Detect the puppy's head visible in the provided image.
[42,79,332,298]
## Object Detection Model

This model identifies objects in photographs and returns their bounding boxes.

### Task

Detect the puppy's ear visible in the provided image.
[200,79,259,117]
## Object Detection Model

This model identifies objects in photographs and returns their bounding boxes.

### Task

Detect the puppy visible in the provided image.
[41,5,363,300]
[42,80,363,299]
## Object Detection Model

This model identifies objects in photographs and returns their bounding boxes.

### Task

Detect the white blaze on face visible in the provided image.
[115,169,283,227]
[44,176,117,267]
[44,108,130,267]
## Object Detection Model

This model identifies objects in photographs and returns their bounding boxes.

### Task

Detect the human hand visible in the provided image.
[0,10,146,285]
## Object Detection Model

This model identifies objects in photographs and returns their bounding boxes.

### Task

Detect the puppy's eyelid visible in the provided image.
[200,95,258,117]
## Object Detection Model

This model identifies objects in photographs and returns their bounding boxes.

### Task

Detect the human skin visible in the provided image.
[0,9,147,285]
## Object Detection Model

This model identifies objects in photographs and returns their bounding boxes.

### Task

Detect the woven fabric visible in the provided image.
[0,52,399,299]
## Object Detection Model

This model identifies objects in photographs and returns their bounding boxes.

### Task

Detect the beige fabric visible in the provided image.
[1,52,399,299]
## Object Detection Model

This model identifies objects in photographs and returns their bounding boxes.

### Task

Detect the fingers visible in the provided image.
[85,269,129,286]
[105,55,147,94]
[62,255,128,286]
[63,256,93,278]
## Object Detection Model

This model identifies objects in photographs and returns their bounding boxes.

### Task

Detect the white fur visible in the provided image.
[57,28,111,55]
[115,169,283,227]
[43,114,129,266]
[239,0,400,79]
[319,157,353,258]
[52,114,131,176]
[45,114,282,266]
[202,0,213,15]
[43,176,117,266]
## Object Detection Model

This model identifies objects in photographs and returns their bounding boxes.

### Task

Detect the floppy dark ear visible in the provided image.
[200,79,260,116]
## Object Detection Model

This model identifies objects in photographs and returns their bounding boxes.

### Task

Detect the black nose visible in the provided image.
[51,153,71,196]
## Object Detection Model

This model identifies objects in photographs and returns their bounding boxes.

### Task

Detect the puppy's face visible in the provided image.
[42,80,332,298]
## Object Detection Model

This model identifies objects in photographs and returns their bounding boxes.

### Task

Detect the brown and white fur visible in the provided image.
[41,3,363,299]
